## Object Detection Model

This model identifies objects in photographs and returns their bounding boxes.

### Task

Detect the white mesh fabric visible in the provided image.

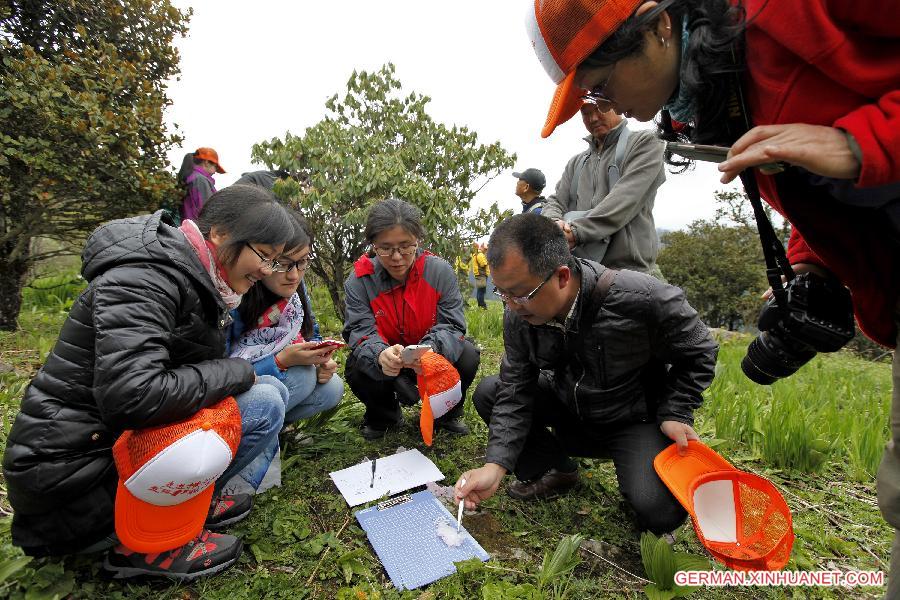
[526,2,566,83]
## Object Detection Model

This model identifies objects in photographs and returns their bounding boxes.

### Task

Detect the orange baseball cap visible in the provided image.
[112,398,242,553]
[654,441,794,571]
[416,351,462,446]
[194,147,225,173]
[526,0,643,137]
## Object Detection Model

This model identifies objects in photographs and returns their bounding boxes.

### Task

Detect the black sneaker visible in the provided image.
[435,417,470,435]
[206,493,253,530]
[361,418,402,440]
[102,529,242,581]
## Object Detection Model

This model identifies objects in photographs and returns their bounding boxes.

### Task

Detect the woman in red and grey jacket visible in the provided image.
[342,199,481,440]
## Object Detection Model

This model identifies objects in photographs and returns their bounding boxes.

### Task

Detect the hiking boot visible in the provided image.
[102,529,242,581]
[507,468,579,501]
[206,493,253,530]
[434,417,470,435]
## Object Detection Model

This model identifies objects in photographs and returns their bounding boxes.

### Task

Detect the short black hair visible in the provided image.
[195,184,294,265]
[487,213,570,277]
[364,198,426,243]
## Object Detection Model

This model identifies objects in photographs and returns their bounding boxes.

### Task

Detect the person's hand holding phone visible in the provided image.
[400,345,430,374]
[316,358,338,383]
[276,341,334,369]
[378,344,404,377]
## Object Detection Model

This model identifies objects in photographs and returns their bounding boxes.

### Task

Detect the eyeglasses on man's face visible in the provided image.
[373,243,418,258]
[244,242,279,270]
[494,269,556,305]
[272,255,314,273]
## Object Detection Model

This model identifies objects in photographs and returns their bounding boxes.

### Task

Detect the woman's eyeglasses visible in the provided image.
[245,243,278,270]
[373,243,418,257]
[582,63,617,111]
[271,255,314,273]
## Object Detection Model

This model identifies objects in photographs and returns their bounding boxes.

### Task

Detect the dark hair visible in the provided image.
[176,152,197,185]
[364,198,426,245]
[487,213,571,277]
[195,184,295,265]
[582,0,747,163]
[237,209,315,339]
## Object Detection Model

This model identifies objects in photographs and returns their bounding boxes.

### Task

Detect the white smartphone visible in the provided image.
[401,344,431,363]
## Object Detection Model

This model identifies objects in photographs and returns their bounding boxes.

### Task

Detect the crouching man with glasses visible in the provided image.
[455,213,717,538]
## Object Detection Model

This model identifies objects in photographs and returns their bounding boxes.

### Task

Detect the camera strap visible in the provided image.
[727,61,795,312]
[740,170,795,311]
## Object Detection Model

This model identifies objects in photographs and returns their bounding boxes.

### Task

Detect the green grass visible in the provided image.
[0,294,893,599]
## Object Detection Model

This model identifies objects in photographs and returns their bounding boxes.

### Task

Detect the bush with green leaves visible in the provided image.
[251,64,515,320]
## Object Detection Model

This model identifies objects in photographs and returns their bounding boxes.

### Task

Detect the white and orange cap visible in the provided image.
[416,351,462,446]
[112,398,242,553]
[654,441,794,571]
[526,0,644,137]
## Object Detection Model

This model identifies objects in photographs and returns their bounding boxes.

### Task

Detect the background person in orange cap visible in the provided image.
[526,0,899,593]
[3,186,296,580]
[177,147,225,222]
[455,214,717,538]
[541,101,665,277]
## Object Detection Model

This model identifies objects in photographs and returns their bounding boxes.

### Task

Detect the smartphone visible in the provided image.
[401,344,431,363]
[666,142,784,174]
[308,339,346,351]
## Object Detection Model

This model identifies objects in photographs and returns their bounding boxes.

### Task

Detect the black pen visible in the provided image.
[370,458,376,488]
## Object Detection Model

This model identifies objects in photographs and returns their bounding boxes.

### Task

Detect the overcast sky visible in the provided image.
[164,0,741,232]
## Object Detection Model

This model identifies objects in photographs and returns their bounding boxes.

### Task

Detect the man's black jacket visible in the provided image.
[485,259,718,471]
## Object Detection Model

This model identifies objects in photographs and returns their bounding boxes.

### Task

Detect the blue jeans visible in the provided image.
[237,366,344,489]
[214,375,287,495]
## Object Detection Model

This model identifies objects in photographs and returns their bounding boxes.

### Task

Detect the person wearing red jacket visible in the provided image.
[342,199,481,440]
[524,0,899,593]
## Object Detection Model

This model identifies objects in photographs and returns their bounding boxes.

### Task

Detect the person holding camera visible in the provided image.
[525,0,899,593]
[342,199,480,440]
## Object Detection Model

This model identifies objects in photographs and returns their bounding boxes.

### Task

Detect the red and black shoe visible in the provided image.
[102,529,243,581]
[206,493,253,530]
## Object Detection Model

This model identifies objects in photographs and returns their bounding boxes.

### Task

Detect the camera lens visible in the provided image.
[741,330,817,385]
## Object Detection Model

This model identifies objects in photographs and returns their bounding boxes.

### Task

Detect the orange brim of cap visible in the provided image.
[541,70,586,138]
[653,440,736,511]
[114,480,213,554]
[215,163,226,174]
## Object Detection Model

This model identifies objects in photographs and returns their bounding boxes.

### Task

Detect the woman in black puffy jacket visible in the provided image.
[3,185,295,581]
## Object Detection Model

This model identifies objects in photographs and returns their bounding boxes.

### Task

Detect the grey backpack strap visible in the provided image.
[567,152,590,210]
[606,126,631,189]
[590,267,618,309]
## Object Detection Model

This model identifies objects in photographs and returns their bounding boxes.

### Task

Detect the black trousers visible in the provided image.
[473,374,687,535]
[346,338,481,430]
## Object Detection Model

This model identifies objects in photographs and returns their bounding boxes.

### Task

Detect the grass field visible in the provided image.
[0,280,893,599]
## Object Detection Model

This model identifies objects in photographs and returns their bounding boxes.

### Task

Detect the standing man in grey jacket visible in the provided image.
[454,214,717,536]
[542,102,666,276]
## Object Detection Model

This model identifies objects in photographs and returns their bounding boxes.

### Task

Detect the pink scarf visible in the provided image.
[179,219,242,310]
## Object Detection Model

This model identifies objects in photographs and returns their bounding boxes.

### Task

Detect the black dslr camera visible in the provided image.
[741,272,855,385]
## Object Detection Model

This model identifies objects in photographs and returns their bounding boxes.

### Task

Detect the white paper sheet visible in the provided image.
[330,449,445,506]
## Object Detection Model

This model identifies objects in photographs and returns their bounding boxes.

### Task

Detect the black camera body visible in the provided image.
[741,272,855,384]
